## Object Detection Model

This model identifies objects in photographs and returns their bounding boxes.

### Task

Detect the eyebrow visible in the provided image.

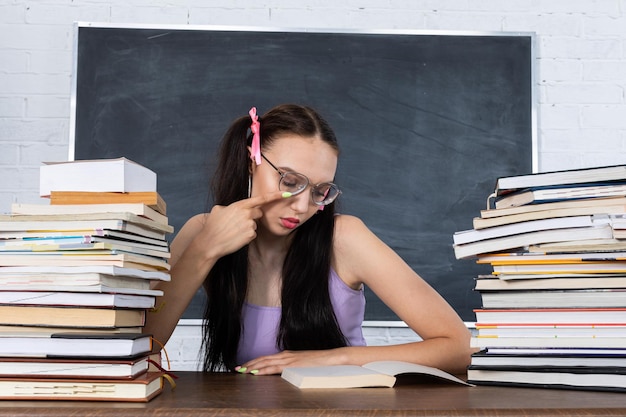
[262,154,336,184]
[279,165,335,184]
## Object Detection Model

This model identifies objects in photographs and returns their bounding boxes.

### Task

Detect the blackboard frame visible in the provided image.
[69,22,537,323]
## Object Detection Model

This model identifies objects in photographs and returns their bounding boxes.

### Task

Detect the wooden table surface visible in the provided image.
[1,371,626,416]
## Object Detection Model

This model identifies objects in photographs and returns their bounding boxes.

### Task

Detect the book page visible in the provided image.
[362,361,472,386]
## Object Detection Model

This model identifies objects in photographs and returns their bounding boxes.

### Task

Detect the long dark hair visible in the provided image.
[202,104,347,371]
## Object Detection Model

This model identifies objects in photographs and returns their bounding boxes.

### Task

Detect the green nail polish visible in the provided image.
[250,369,259,375]
[236,367,247,373]
[282,192,292,198]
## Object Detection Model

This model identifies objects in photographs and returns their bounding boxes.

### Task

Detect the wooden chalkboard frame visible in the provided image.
[69,23,537,323]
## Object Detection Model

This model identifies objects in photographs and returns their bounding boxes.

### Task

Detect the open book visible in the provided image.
[281,360,472,389]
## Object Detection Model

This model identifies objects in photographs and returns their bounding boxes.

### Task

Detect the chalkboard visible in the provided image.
[71,24,535,322]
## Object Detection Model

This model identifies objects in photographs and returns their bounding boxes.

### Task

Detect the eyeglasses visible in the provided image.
[261,153,341,206]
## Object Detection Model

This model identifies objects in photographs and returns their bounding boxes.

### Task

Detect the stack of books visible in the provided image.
[0,158,172,401]
[453,164,626,392]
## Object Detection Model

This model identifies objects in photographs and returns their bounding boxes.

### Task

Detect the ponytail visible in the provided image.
[211,116,251,205]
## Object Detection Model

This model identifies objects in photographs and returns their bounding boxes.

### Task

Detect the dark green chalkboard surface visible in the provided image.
[71,24,535,322]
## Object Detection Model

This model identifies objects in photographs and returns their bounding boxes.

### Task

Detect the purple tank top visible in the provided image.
[236,268,366,365]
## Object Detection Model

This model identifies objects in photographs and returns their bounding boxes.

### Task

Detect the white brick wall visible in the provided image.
[1,0,626,370]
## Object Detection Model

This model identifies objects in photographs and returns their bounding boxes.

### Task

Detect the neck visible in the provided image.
[248,239,287,269]
[250,224,294,262]
[247,235,290,307]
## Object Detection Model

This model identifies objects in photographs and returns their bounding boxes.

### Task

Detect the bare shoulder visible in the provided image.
[333,214,389,287]
[185,213,209,228]
[334,214,381,250]
[169,213,209,263]
[334,214,368,237]
[176,213,208,238]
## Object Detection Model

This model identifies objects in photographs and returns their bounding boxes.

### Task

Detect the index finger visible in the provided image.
[238,190,292,208]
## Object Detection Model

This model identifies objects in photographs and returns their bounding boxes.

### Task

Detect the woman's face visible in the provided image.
[250,134,338,236]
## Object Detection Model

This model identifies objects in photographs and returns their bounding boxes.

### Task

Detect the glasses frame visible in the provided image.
[260,153,341,206]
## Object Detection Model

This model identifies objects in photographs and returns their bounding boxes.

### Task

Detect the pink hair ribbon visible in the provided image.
[249,107,262,165]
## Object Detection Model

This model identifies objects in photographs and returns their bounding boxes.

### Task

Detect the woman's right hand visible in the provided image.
[172,191,289,267]
[200,191,289,258]
[145,192,291,351]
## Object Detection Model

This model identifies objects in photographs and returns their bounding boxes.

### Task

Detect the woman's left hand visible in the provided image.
[235,349,345,375]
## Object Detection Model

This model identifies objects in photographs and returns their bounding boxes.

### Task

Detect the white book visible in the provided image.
[474,308,626,324]
[11,202,168,226]
[492,262,626,275]
[0,265,170,281]
[480,289,626,309]
[467,367,626,391]
[0,252,170,271]
[0,333,152,358]
[453,215,595,245]
[481,196,626,219]
[0,284,160,297]
[0,268,165,295]
[0,235,169,252]
[0,291,156,308]
[0,218,169,240]
[494,165,626,196]
[471,336,626,349]
[0,230,168,247]
[39,158,157,196]
[0,356,150,379]
[477,325,626,338]
[453,224,614,259]
[0,241,171,259]
[0,212,173,234]
[494,183,626,209]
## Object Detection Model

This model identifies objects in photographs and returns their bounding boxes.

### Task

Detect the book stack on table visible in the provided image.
[0,158,172,401]
[452,164,626,392]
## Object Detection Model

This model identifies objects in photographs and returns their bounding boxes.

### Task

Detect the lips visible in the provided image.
[280,217,300,229]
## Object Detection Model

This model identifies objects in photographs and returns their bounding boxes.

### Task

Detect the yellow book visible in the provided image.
[477,252,626,265]
[50,191,166,215]
[0,305,145,328]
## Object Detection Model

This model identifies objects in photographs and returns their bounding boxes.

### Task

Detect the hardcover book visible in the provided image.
[467,365,626,392]
[494,183,626,209]
[50,191,167,215]
[0,356,150,379]
[493,165,626,197]
[0,332,152,358]
[0,371,163,401]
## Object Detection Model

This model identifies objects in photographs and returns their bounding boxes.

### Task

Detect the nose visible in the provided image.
[289,187,313,213]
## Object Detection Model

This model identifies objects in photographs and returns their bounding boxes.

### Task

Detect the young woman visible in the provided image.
[144,104,472,375]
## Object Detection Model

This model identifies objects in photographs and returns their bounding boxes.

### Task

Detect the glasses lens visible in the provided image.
[312,183,340,205]
[280,172,308,194]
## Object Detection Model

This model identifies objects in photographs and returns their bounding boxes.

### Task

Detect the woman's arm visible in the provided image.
[240,214,473,375]
[143,213,215,350]
[332,214,473,374]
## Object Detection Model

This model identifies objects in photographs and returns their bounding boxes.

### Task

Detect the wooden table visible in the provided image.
[1,371,626,416]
